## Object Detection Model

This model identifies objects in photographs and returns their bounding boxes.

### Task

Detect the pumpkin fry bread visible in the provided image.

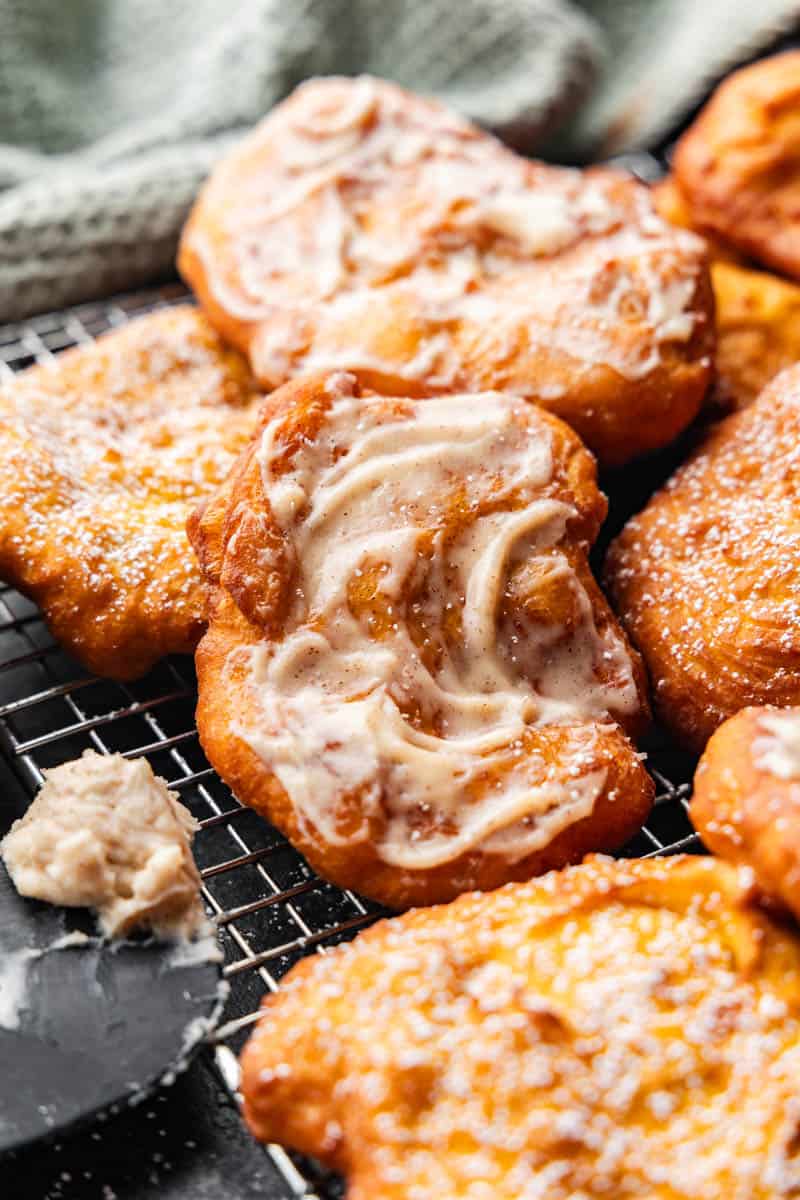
[180,75,713,467]
[606,364,800,752]
[0,306,263,678]
[651,180,800,413]
[693,706,800,923]
[241,854,800,1200]
[674,50,800,283]
[189,370,653,908]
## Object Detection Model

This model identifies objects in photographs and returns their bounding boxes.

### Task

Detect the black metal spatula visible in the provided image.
[0,862,226,1155]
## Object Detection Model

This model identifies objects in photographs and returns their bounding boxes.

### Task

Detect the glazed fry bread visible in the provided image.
[674,50,800,281]
[180,75,714,467]
[0,307,263,678]
[692,706,800,922]
[241,854,800,1200]
[606,364,800,752]
[190,371,652,908]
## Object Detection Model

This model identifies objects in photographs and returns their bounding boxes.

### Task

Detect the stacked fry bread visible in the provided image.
[5,56,800,1197]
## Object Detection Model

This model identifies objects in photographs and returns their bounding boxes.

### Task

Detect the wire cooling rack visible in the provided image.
[0,273,701,1199]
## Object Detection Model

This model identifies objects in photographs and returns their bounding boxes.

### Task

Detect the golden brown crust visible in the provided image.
[711,261,800,412]
[606,364,800,752]
[180,76,714,468]
[190,372,653,908]
[195,596,653,907]
[0,307,263,679]
[692,706,800,921]
[651,175,744,265]
[241,853,800,1199]
[650,180,800,413]
[674,51,800,281]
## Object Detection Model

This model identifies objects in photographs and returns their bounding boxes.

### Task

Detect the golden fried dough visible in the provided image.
[693,706,800,922]
[712,261,800,411]
[180,76,714,467]
[241,854,800,1200]
[650,181,800,410]
[606,364,800,752]
[0,307,262,679]
[674,51,800,281]
[651,176,743,264]
[189,371,652,908]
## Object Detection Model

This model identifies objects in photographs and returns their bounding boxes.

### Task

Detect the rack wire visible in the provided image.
[0,277,701,1199]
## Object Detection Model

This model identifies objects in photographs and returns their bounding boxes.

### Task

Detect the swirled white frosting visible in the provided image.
[187,76,704,394]
[233,374,641,869]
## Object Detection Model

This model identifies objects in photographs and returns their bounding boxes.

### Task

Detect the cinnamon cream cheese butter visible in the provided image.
[2,750,206,939]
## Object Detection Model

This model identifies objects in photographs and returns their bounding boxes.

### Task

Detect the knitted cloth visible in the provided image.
[559,0,800,158]
[0,0,797,319]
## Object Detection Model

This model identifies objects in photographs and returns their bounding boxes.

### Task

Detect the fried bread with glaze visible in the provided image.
[241,854,800,1200]
[0,306,263,678]
[189,370,652,908]
[606,364,800,752]
[179,75,714,468]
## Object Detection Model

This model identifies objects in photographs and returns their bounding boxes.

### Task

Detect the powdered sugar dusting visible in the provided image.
[607,367,800,746]
[242,855,800,1199]
[0,306,263,674]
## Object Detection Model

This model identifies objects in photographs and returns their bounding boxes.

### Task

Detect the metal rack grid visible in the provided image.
[0,280,701,1199]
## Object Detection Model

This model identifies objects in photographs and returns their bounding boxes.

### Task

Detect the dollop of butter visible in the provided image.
[1,750,206,939]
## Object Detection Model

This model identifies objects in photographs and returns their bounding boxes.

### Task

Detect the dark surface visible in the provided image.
[2,1047,278,1200]
[0,856,224,1156]
[0,748,279,1199]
